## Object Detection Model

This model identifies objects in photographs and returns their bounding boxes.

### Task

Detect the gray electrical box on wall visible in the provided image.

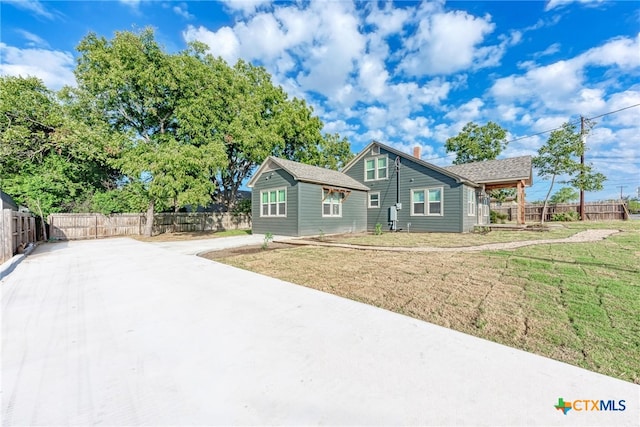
[389,205,398,221]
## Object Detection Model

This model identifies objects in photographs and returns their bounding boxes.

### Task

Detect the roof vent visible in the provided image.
[371,146,380,155]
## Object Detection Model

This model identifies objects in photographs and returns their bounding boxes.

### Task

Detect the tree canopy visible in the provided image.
[0,76,117,217]
[0,28,355,235]
[533,122,605,222]
[445,121,508,165]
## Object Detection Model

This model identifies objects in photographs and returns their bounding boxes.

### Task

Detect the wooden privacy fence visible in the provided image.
[1,210,37,264]
[491,202,629,222]
[48,212,252,240]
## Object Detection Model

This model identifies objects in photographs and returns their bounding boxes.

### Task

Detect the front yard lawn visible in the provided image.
[208,221,640,383]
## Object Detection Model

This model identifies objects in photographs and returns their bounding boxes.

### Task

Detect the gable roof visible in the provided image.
[342,141,480,187]
[443,156,533,186]
[248,156,370,191]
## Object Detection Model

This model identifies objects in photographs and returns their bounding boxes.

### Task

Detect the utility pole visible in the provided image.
[619,186,626,200]
[580,116,585,221]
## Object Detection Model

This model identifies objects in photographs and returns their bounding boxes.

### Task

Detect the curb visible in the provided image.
[0,243,37,281]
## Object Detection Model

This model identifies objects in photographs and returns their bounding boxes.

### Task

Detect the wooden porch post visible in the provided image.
[517,180,525,225]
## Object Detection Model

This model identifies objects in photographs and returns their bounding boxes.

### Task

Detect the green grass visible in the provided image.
[487,227,640,382]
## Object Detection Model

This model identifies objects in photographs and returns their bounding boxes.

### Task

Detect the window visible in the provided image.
[322,189,343,217]
[411,188,443,216]
[468,189,476,216]
[364,156,388,181]
[368,192,380,208]
[260,188,286,217]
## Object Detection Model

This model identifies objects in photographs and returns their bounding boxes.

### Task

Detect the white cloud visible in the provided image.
[533,42,561,58]
[0,43,75,89]
[365,2,411,37]
[221,0,272,16]
[4,0,55,19]
[399,10,497,76]
[173,3,194,20]
[545,0,607,11]
[445,98,484,122]
[489,34,640,116]
[183,25,240,64]
[16,29,49,48]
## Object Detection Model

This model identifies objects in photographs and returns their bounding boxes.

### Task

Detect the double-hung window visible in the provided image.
[368,192,380,208]
[261,188,286,217]
[468,189,476,216]
[411,188,443,216]
[322,190,343,217]
[364,156,388,181]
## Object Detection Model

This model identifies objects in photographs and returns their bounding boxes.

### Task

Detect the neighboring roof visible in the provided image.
[0,190,18,211]
[443,156,533,186]
[248,157,370,191]
[342,141,481,187]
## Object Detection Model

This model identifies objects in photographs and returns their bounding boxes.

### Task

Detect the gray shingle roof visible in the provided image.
[268,157,370,191]
[443,156,533,185]
[0,190,18,211]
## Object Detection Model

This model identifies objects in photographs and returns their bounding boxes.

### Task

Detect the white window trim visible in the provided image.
[468,188,476,216]
[364,156,388,181]
[410,187,444,217]
[322,189,343,218]
[368,192,380,208]
[260,187,287,218]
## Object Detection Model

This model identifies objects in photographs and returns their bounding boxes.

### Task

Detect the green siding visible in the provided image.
[251,168,298,236]
[297,182,367,236]
[344,147,465,232]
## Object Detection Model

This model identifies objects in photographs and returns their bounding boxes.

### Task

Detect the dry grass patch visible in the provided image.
[321,227,577,247]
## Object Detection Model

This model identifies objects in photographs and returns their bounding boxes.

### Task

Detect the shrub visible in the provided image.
[374,223,383,235]
[490,210,507,224]
[262,232,274,250]
[551,211,580,222]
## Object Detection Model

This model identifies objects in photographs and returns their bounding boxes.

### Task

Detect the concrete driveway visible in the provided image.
[2,238,638,426]
[149,233,293,255]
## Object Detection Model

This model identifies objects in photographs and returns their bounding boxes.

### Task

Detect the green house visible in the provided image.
[249,142,532,236]
[248,156,369,237]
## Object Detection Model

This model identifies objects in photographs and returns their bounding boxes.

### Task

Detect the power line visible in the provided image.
[587,103,640,121]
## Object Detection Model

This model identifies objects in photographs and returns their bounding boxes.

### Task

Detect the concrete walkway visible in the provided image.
[150,233,294,255]
[283,229,620,252]
[2,238,638,426]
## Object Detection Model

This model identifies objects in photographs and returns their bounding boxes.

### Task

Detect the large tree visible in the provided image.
[75,29,226,236]
[445,121,508,165]
[533,122,605,223]
[0,76,116,219]
[445,121,513,203]
[206,60,353,209]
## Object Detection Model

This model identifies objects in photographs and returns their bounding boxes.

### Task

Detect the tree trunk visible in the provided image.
[540,175,556,224]
[144,199,155,237]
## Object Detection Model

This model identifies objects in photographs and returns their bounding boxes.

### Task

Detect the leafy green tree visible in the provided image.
[445,121,508,165]
[0,76,115,218]
[533,122,605,223]
[202,59,353,209]
[75,29,226,236]
[549,187,579,204]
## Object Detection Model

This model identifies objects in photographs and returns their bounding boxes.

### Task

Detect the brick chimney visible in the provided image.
[413,146,421,159]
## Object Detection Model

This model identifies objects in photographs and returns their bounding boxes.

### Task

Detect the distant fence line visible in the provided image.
[491,202,629,222]
[1,210,37,264]
[48,212,251,241]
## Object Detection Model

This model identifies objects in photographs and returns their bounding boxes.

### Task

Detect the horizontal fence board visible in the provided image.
[48,212,251,240]
[491,202,628,222]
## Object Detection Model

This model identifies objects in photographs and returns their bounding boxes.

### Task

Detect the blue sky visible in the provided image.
[1,0,639,201]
